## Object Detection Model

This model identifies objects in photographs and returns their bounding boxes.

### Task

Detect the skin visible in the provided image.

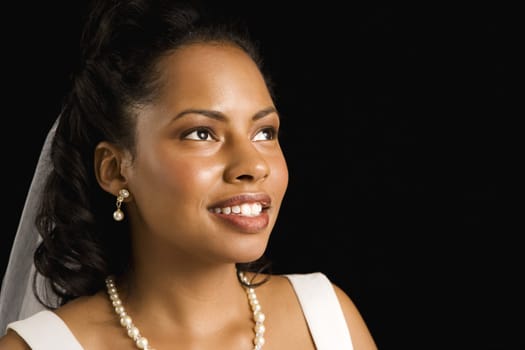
[0,43,377,349]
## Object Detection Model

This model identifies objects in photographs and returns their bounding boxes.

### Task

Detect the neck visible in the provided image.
[116,264,247,329]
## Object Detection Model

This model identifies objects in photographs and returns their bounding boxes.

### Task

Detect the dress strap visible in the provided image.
[7,310,84,350]
[285,272,354,349]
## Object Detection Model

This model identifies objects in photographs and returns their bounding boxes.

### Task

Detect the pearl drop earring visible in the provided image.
[113,189,130,221]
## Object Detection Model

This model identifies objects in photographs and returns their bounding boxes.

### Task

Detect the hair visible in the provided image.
[33,0,275,308]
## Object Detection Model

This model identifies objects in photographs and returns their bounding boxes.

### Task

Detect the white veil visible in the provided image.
[0,117,60,334]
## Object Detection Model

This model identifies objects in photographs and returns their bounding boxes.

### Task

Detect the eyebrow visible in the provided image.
[171,106,278,122]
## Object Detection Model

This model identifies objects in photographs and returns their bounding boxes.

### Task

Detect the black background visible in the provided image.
[1,2,521,349]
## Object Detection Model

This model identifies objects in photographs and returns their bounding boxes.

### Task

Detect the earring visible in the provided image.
[113,189,130,221]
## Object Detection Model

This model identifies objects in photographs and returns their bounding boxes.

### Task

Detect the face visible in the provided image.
[123,43,288,265]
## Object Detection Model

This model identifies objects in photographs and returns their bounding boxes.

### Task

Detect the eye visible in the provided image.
[252,127,276,141]
[183,128,215,141]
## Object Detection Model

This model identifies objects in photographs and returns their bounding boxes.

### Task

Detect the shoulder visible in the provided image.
[331,280,378,349]
[54,291,123,349]
[0,329,31,350]
[280,272,378,350]
[259,273,306,317]
[54,290,111,323]
[253,273,316,349]
[0,293,118,350]
[0,310,74,350]
[0,293,113,350]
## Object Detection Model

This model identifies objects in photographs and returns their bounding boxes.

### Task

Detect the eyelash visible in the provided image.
[253,127,277,141]
[182,127,278,141]
[183,127,216,141]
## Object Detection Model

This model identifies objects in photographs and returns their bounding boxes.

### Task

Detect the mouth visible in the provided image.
[208,193,271,216]
[207,194,272,233]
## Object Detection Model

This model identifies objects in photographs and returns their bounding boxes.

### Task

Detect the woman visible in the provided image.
[0,0,377,348]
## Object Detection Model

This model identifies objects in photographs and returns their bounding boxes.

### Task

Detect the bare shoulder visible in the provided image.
[55,290,111,323]
[269,272,378,349]
[332,282,379,350]
[0,293,122,350]
[257,274,317,349]
[260,273,307,318]
[54,291,123,349]
[0,329,31,350]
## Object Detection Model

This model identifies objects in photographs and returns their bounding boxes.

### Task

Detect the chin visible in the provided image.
[231,241,268,264]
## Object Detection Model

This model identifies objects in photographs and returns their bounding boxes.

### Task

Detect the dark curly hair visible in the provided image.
[33,0,275,308]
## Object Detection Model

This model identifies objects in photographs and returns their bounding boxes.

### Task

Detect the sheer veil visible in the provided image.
[0,117,60,333]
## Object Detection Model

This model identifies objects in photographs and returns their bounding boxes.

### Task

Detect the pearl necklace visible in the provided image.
[105,272,266,350]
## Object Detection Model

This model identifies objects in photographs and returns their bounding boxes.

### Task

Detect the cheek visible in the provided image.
[151,156,222,196]
[132,142,222,204]
[270,155,289,196]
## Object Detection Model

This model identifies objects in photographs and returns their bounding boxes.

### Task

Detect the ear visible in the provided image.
[94,141,131,197]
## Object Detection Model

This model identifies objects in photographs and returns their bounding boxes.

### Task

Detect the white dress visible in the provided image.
[6,272,354,349]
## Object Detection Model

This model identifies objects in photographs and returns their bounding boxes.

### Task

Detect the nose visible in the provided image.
[223,138,270,184]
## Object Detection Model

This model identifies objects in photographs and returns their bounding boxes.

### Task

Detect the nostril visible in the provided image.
[225,159,270,184]
[236,174,254,181]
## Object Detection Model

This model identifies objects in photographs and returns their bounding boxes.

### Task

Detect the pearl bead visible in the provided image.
[113,209,124,221]
[128,326,140,338]
[119,189,130,198]
[120,315,132,327]
[136,337,149,349]
[254,334,265,345]
[115,305,125,314]
[254,323,265,333]
[254,311,265,323]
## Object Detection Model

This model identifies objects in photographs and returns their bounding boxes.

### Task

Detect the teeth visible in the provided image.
[212,203,263,217]
[240,203,251,215]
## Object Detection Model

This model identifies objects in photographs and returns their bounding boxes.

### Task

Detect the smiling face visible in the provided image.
[121,43,288,265]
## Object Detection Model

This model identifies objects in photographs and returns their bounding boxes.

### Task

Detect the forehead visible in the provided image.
[154,42,271,109]
[161,43,260,85]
